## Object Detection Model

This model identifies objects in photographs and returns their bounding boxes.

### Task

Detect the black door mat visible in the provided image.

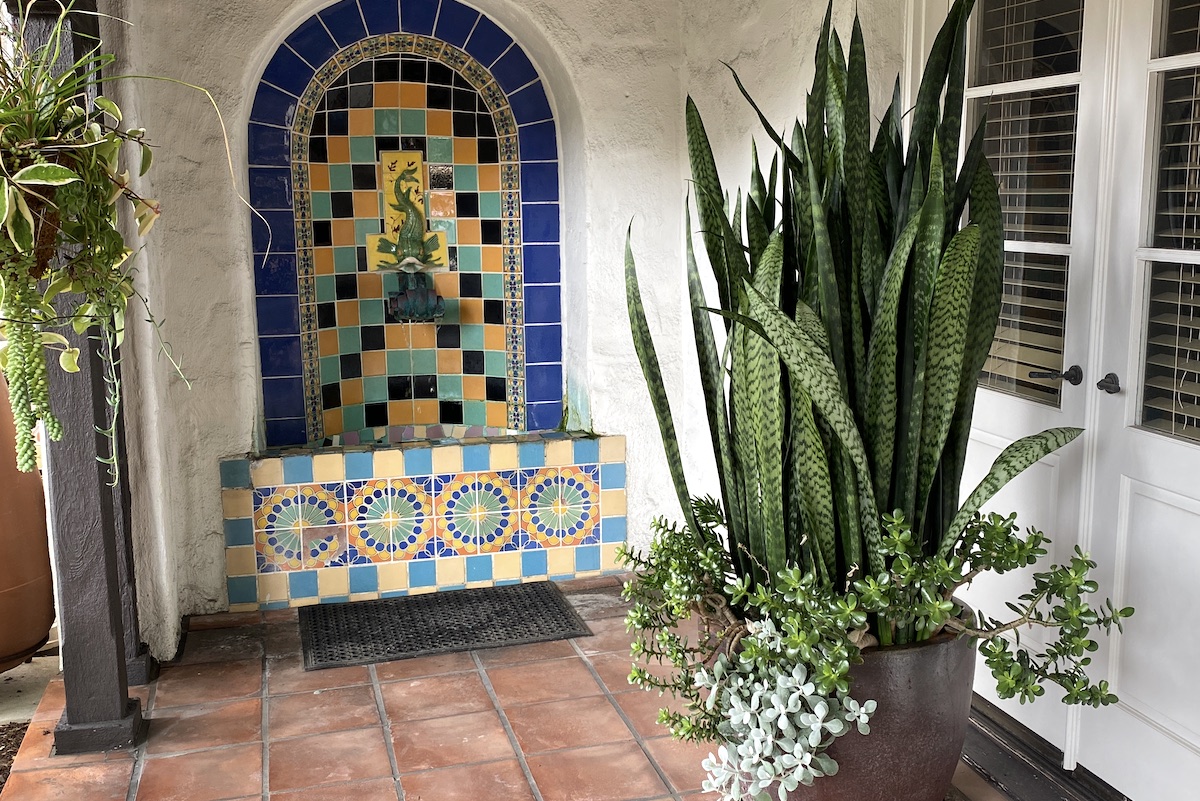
[298,580,592,670]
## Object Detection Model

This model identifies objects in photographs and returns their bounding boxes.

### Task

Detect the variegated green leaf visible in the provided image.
[686,97,733,320]
[790,380,836,582]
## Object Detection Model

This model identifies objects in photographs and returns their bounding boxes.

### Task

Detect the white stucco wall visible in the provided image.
[102,0,904,657]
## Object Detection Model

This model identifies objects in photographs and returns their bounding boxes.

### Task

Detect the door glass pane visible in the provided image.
[981,252,1069,405]
[1162,0,1200,57]
[1142,262,1200,443]
[974,0,1084,86]
[1154,68,1200,249]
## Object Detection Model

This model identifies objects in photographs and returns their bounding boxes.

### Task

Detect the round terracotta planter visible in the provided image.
[0,378,55,673]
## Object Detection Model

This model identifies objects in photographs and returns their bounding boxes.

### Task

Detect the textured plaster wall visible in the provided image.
[102,0,903,657]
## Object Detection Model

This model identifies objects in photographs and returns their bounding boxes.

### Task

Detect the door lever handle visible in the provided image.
[1096,373,1122,394]
[1029,364,1083,386]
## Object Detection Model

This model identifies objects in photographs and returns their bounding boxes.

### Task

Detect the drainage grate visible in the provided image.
[298,581,592,670]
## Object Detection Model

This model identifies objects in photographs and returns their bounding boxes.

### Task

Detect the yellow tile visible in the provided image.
[229,603,259,614]
[600,435,626,463]
[602,543,624,571]
[313,453,345,482]
[250,458,283,488]
[291,596,319,607]
[545,440,574,467]
[489,443,519,470]
[409,585,437,596]
[258,573,289,604]
[492,552,521,581]
[602,489,627,517]
[521,575,548,584]
[466,580,492,589]
[432,445,463,475]
[317,566,349,597]
[547,547,575,576]
[374,449,406,478]
[222,489,252,519]
[378,562,408,592]
[225,546,256,577]
[350,592,380,602]
[575,569,601,579]
[438,556,465,586]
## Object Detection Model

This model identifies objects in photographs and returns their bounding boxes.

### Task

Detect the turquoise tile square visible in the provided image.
[288,571,318,598]
[387,350,412,374]
[320,356,341,383]
[437,375,463,399]
[466,554,493,582]
[350,136,377,163]
[374,108,400,135]
[479,192,501,218]
[345,451,374,480]
[453,165,478,190]
[600,463,626,489]
[405,447,433,475]
[574,438,600,465]
[439,584,466,592]
[338,327,361,351]
[400,109,426,135]
[381,589,409,598]
[224,518,254,547]
[457,245,481,272]
[428,136,454,163]
[316,275,337,302]
[349,564,379,595]
[481,274,503,299]
[334,247,359,273]
[462,400,486,425]
[412,350,437,374]
[321,595,350,604]
[601,516,627,543]
[575,545,601,572]
[521,550,547,577]
[495,578,520,586]
[462,444,490,471]
[342,404,366,431]
[329,164,353,190]
[430,218,456,244]
[409,560,436,587]
[360,299,385,325]
[220,459,250,489]
[518,442,544,468]
[311,192,332,219]
[355,219,381,244]
[484,351,505,377]
[364,376,389,403]
[460,325,484,349]
[283,454,314,483]
[227,576,257,605]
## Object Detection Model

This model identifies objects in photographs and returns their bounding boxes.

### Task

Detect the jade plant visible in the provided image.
[621,1,1131,796]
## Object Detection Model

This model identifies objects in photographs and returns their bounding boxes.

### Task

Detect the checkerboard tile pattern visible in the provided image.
[221,433,626,610]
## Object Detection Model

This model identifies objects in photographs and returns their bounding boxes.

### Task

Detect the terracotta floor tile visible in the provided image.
[187,611,264,631]
[263,607,299,624]
[391,709,514,771]
[505,696,634,754]
[643,735,714,794]
[270,777,399,801]
[31,678,64,722]
[177,626,265,665]
[146,698,262,755]
[401,759,536,801]
[486,658,602,707]
[12,723,108,771]
[574,616,635,655]
[374,651,476,681]
[137,743,262,801]
[154,659,263,708]
[613,687,684,739]
[0,760,133,801]
[586,651,642,693]
[555,575,623,593]
[380,671,492,722]
[265,624,302,659]
[561,590,630,621]
[269,685,380,739]
[475,639,577,667]
[266,656,370,696]
[526,742,669,801]
[268,726,391,792]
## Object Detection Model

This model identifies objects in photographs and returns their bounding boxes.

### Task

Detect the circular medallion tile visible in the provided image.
[522,467,598,547]
[438,473,518,554]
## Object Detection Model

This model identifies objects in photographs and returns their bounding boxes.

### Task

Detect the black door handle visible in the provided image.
[1096,373,1121,394]
[1029,365,1083,386]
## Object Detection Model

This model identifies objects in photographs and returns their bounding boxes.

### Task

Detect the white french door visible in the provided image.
[910,1,1200,797]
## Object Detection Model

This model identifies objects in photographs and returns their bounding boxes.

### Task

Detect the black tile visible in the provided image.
[365,402,389,428]
[452,88,476,111]
[331,192,355,218]
[477,114,496,137]
[375,57,400,82]
[453,72,471,89]
[325,86,349,109]
[356,247,368,272]
[453,111,476,137]
[313,221,333,247]
[428,62,454,86]
[481,219,501,244]
[456,192,479,218]
[460,274,482,298]
[310,112,327,136]
[429,165,454,190]
[427,85,452,110]
[400,56,426,82]
[349,84,373,108]
[309,137,328,163]
[486,376,506,401]
[477,138,499,164]
[463,350,485,374]
[348,62,374,84]
[483,299,503,325]
[439,400,463,424]
[388,375,413,400]
[329,71,350,88]
[361,325,386,351]
[335,274,358,299]
[322,383,342,408]
[327,110,349,135]
[436,325,460,348]
[317,302,337,328]
[401,136,427,158]
[340,353,362,379]
[413,374,438,399]
[374,136,401,158]
[447,246,458,272]
[352,164,377,190]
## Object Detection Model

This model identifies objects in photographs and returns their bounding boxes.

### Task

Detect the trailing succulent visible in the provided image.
[621,1,1132,797]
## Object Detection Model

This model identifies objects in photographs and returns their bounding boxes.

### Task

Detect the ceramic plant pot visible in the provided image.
[0,378,55,672]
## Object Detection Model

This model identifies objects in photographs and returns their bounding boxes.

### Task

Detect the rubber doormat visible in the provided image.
[298,581,592,670]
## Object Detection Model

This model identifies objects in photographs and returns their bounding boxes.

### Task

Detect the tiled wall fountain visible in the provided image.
[221,0,626,610]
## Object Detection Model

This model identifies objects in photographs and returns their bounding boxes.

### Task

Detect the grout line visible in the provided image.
[124,745,146,801]
[471,650,545,801]
[261,653,271,801]
[367,664,406,801]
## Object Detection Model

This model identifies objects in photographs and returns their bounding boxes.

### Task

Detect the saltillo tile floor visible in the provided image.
[0,575,1007,801]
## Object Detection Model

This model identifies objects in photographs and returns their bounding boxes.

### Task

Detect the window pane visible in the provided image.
[1162,0,1200,57]
[974,0,1084,86]
[1142,262,1200,443]
[1154,68,1200,249]
[974,88,1078,245]
[980,252,1069,406]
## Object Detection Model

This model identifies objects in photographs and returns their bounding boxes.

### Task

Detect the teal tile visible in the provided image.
[479,192,501,217]
[220,459,250,488]
[387,350,412,374]
[350,136,377,163]
[320,356,341,382]
[412,349,437,374]
[329,164,353,190]
[521,550,547,577]
[355,219,381,245]
[437,375,463,399]
[224,518,254,547]
[227,577,256,605]
[463,400,486,425]
[311,192,332,219]
[453,165,478,190]
[359,299,385,325]
[466,554,492,582]
[374,108,400,135]
[430,218,456,244]
[338,327,361,351]
[342,404,365,431]
[364,376,388,402]
[485,350,505,377]
[457,245,481,272]
[460,324,484,349]
[288,571,318,599]
[316,275,337,302]
[428,136,453,163]
[481,274,503,299]
[334,247,359,273]
[400,109,426,135]
[349,565,378,593]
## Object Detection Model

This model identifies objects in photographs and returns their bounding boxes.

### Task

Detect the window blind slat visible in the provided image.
[974,0,1084,86]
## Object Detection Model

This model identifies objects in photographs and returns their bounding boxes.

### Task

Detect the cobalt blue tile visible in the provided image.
[255,254,299,296]
[399,0,438,34]
[263,377,305,419]
[525,325,561,364]
[466,554,492,582]
[601,516,627,543]
[518,441,544,468]
[491,46,538,93]
[289,571,319,598]
[359,0,400,34]
[462,444,490,472]
[405,447,433,475]
[252,210,296,254]
[522,245,559,284]
[250,82,299,127]
[522,204,559,243]
[220,459,251,489]
[521,549,547,576]
[519,162,558,203]
[227,576,257,605]
[256,295,300,336]
[349,564,379,593]
[259,336,303,377]
[409,560,436,587]
[345,451,374,480]
[285,15,339,67]
[283,454,315,483]
[527,364,562,403]
[600,463,626,490]
[262,45,315,96]
[575,545,600,572]
[494,578,520,586]
[434,0,479,47]
[266,418,307,447]
[249,168,292,210]
[573,438,600,466]
[463,14,511,66]
[319,0,368,47]
[248,123,290,166]
[225,519,254,548]
[439,584,466,592]
[510,82,552,125]
[527,401,562,432]
[525,285,560,323]
[518,121,557,161]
